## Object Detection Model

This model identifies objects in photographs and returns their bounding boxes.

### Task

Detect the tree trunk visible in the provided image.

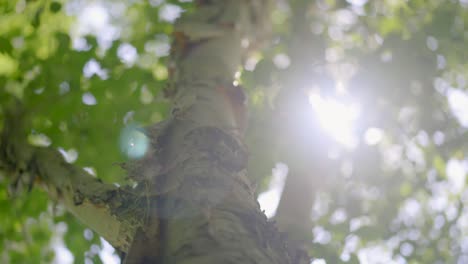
[274,0,330,242]
[0,1,309,263]
[124,1,308,262]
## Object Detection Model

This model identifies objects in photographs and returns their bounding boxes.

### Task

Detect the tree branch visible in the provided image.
[0,100,139,252]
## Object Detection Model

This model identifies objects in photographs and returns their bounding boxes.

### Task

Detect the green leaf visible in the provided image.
[49,2,62,13]
[0,53,18,76]
[433,155,446,177]
[31,7,44,28]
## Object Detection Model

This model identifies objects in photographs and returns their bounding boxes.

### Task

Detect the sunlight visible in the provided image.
[257,163,288,218]
[99,238,121,264]
[308,91,360,148]
[73,2,120,49]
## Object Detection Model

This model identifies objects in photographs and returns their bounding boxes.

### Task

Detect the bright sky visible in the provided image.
[257,163,288,218]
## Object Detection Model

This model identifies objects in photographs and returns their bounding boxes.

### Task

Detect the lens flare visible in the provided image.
[119,123,149,159]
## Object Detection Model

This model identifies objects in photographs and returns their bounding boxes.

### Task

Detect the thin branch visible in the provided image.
[0,99,139,252]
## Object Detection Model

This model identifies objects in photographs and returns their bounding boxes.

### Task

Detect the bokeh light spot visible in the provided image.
[364,127,383,145]
[82,92,97,105]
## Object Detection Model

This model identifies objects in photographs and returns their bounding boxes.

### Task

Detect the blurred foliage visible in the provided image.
[1,0,468,263]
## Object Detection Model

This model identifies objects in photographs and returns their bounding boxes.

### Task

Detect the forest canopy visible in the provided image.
[1,0,468,263]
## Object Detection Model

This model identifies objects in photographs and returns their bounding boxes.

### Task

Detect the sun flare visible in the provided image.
[308,91,360,148]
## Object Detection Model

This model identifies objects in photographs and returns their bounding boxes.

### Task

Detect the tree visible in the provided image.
[1,0,468,263]
[1,0,307,263]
